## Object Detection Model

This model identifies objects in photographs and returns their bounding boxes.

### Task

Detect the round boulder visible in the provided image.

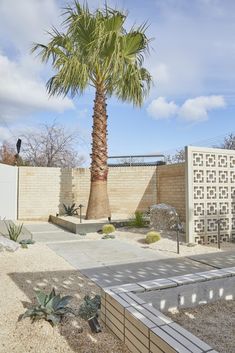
[150,203,180,232]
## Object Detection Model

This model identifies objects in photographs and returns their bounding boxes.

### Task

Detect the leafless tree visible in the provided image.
[20,122,85,167]
[217,133,235,150]
[166,148,185,164]
[17,121,85,167]
[0,143,16,165]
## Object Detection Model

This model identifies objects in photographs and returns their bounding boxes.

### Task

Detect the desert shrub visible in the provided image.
[78,295,101,320]
[63,203,78,216]
[129,211,147,228]
[145,231,161,244]
[3,221,23,242]
[102,224,116,235]
[19,239,35,245]
[19,288,74,326]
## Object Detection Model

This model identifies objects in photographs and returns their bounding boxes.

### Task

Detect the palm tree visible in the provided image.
[32,2,152,219]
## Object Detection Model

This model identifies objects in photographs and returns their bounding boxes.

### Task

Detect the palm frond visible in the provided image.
[32,1,152,105]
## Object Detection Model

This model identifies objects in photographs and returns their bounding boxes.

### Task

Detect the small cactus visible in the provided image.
[145,231,161,244]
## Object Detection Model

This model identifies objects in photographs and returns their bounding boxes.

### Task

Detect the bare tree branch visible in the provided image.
[0,121,85,168]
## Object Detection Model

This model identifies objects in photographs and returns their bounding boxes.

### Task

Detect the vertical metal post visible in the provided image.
[217,219,221,250]
[177,227,180,254]
[80,207,82,224]
[78,204,83,224]
[176,213,180,254]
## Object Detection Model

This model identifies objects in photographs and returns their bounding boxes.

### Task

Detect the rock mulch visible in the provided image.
[117,227,234,257]
[0,243,130,353]
[0,235,20,252]
[167,299,235,353]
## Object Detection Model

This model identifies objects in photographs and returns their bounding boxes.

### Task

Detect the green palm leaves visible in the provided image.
[32,1,152,105]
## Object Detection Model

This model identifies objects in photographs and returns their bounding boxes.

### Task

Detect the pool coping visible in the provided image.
[100,267,235,353]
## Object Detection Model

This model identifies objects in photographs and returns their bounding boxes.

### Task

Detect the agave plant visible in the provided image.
[63,203,79,216]
[78,295,101,321]
[20,288,74,326]
[3,221,23,242]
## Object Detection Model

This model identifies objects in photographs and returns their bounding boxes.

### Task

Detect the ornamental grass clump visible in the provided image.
[102,224,116,235]
[145,231,161,244]
[129,211,147,228]
[102,224,116,239]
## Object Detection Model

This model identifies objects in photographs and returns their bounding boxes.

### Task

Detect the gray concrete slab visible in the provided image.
[188,251,235,269]
[19,231,82,243]
[19,222,83,243]
[48,239,165,268]
[23,222,63,233]
[48,240,214,287]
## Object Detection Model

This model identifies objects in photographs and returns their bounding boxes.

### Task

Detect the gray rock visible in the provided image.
[0,235,20,252]
[150,203,181,232]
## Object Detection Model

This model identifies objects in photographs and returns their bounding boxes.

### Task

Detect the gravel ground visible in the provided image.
[116,227,235,257]
[167,300,235,353]
[0,244,130,353]
[61,226,235,257]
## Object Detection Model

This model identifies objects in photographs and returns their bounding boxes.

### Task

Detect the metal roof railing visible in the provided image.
[108,154,166,167]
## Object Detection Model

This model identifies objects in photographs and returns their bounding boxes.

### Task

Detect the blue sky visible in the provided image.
[0,0,234,163]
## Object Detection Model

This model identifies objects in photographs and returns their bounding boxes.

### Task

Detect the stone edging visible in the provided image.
[100,267,235,353]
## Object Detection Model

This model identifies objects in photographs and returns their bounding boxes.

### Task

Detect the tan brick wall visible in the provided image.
[109,166,157,216]
[18,167,74,220]
[18,166,157,220]
[157,163,186,222]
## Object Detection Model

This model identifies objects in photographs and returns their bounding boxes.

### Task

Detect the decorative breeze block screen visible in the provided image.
[186,146,235,244]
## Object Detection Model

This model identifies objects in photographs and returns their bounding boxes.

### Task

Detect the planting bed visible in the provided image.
[167,299,235,353]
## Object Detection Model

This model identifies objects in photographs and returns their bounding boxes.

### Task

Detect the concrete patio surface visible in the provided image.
[47,238,216,287]
[21,222,235,288]
[19,222,82,243]
[188,251,235,269]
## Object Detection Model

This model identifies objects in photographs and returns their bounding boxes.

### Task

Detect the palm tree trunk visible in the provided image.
[85,85,111,219]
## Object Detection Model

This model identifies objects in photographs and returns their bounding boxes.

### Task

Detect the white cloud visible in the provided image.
[0,126,11,143]
[179,95,226,122]
[151,63,170,85]
[147,97,178,120]
[0,54,74,122]
[0,0,75,126]
[0,0,60,52]
[147,95,225,122]
[147,1,235,98]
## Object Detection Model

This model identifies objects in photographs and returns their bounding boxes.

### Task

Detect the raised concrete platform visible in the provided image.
[49,215,130,234]
[21,222,82,243]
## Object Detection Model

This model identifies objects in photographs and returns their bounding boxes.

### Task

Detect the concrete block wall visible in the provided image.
[157,163,186,222]
[18,166,157,220]
[109,166,157,216]
[18,167,73,220]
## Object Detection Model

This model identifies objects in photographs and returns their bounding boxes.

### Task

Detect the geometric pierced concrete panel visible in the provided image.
[186,146,235,244]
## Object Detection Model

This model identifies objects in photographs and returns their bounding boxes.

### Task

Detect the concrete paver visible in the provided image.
[188,251,235,269]
[21,222,235,288]
[48,239,166,268]
[48,240,215,287]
